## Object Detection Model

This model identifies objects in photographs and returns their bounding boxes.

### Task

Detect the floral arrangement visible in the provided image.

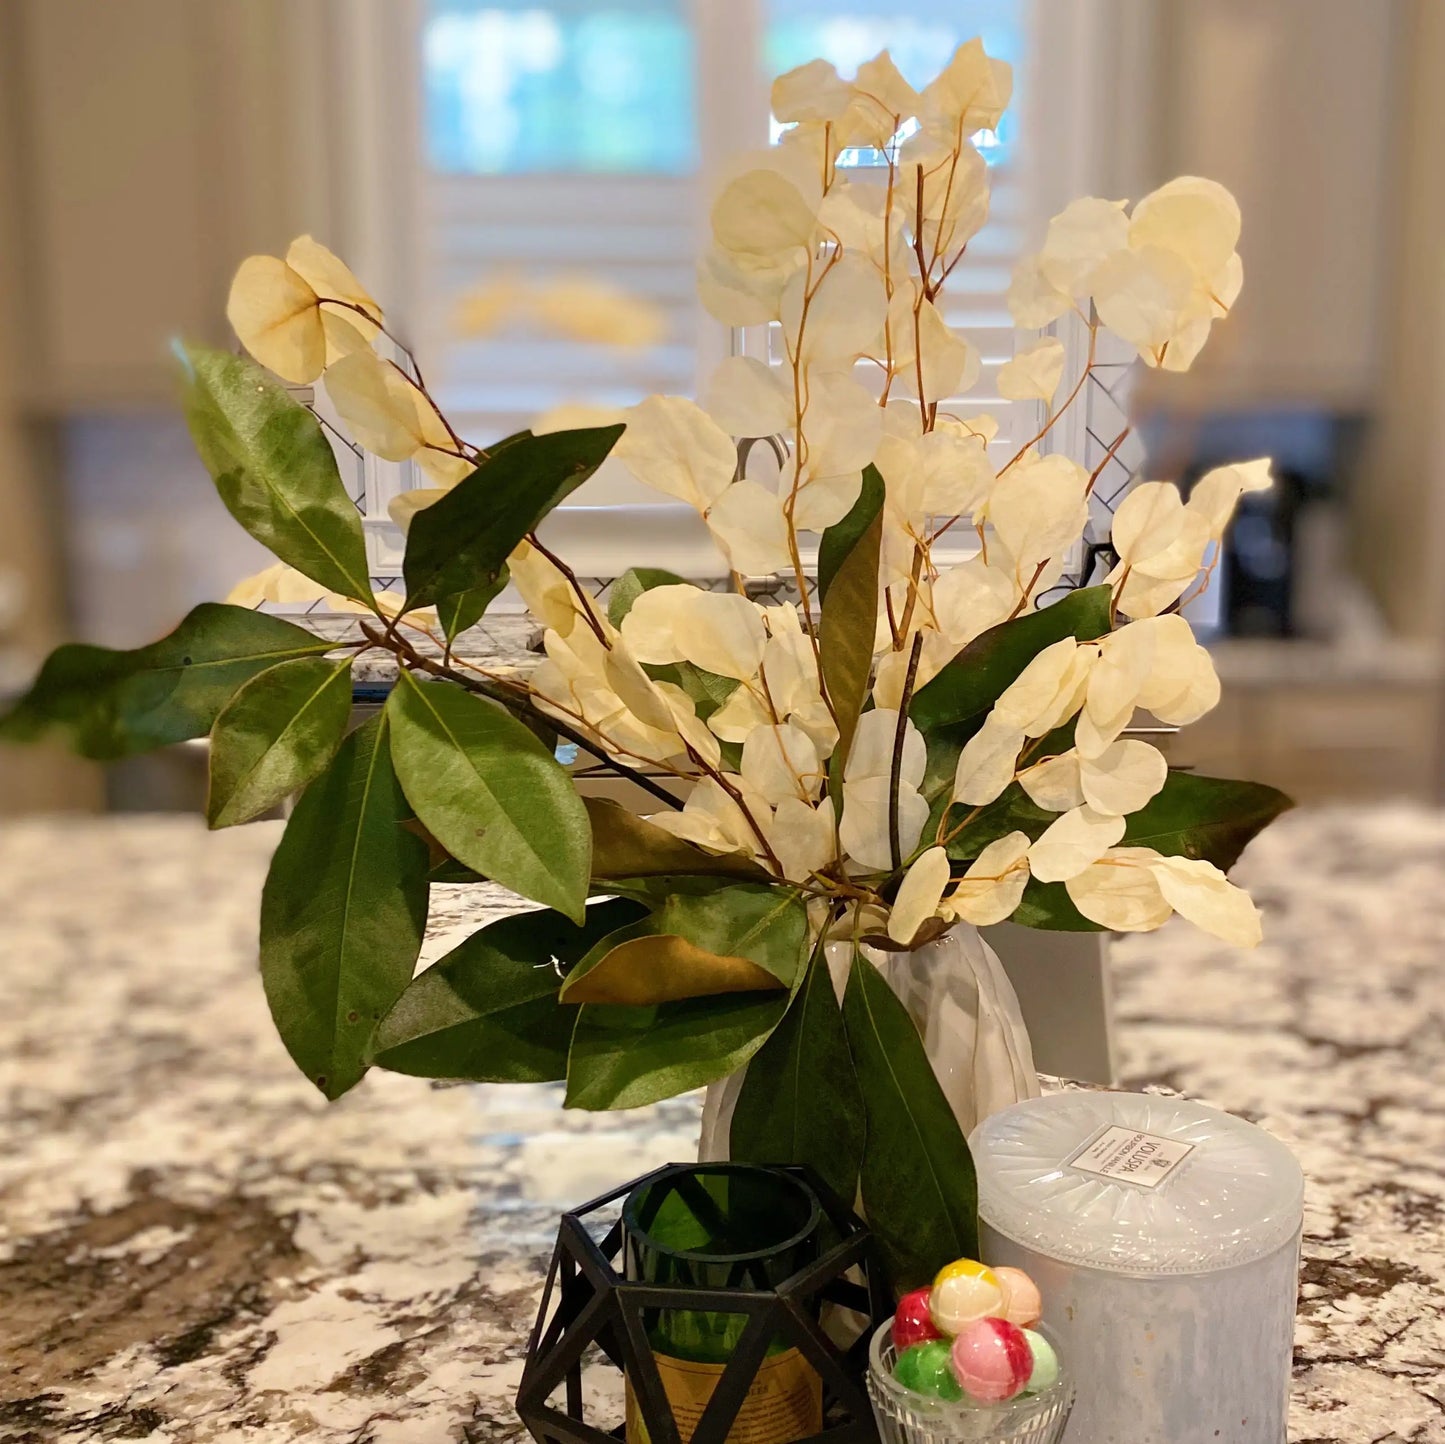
[1,42,1288,1289]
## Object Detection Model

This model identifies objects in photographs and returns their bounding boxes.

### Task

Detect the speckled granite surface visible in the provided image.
[0,807,1441,1442]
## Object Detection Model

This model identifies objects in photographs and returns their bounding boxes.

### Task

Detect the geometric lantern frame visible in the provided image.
[516,1163,891,1444]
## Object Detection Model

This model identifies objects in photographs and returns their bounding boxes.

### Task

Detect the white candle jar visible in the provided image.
[969,1092,1304,1444]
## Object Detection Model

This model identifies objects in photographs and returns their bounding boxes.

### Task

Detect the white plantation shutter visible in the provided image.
[426,173,699,481]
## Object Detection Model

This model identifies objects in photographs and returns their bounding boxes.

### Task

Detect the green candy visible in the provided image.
[1022,1329,1060,1394]
[894,1340,963,1401]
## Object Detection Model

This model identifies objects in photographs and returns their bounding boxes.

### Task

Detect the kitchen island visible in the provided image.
[0,807,1441,1443]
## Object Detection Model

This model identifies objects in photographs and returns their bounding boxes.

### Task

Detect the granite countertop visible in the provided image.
[1,807,1442,1443]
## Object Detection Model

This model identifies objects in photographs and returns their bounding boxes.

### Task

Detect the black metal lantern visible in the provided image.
[516,1162,890,1444]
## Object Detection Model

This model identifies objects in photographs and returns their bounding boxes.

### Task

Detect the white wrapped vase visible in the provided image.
[700,925,1041,1164]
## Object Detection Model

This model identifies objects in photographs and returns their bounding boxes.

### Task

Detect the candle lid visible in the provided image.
[970,1092,1304,1276]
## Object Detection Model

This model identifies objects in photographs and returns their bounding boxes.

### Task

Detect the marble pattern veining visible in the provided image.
[0,808,1441,1442]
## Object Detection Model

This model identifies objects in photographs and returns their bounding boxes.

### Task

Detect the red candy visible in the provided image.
[949,1316,1034,1403]
[892,1287,943,1350]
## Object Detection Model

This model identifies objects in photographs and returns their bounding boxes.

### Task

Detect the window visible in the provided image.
[424,1,696,175]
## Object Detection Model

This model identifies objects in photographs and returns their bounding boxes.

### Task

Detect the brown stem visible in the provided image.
[1006,559,1050,620]
[938,801,985,850]
[1000,323,1099,476]
[323,299,475,460]
[930,323,1101,547]
[527,532,608,647]
[1086,425,1132,497]
[895,541,927,644]
[911,164,934,299]
[688,745,784,875]
[887,631,925,871]
[361,622,682,810]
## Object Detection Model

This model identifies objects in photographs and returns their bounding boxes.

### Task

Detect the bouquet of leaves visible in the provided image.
[1,41,1288,1288]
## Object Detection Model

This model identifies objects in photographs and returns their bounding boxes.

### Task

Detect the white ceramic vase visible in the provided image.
[698,925,1041,1164]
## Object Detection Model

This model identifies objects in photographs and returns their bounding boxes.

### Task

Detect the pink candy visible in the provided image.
[949,1316,1034,1403]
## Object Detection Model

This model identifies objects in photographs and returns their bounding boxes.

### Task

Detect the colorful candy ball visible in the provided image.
[893,1339,963,1401]
[1022,1328,1060,1394]
[949,1317,1033,1404]
[991,1266,1042,1328]
[929,1258,1004,1335]
[893,1287,943,1350]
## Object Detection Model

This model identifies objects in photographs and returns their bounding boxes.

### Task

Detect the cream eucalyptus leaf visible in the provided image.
[910,586,1113,734]
[585,797,769,883]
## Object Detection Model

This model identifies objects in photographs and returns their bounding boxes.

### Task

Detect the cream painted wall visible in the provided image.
[0,0,357,811]
[1357,0,1445,642]
[1149,0,1401,408]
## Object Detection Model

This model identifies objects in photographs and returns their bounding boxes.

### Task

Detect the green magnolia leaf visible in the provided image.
[943,783,1055,861]
[1006,878,1106,932]
[585,797,769,882]
[181,346,373,607]
[436,564,510,645]
[606,567,738,719]
[564,886,809,1110]
[370,898,645,1082]
[818,464,885,602]
[260,714,429,1099]
[398,818,484,883]
[403,425,625,610]
[910,585,1113,733]
[566,991,792,1111]
[730,941,865,1207]
[1122,771,1293,868]
[595,874,755,905]
[844,949,979,1290]
[385,671,590,921]
[561,884,807,1002]
[819,467,884,764]
[0,604,333,760]
[206,656,353,827]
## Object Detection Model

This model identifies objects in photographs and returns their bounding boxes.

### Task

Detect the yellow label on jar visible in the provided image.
[624,1346,822,1444]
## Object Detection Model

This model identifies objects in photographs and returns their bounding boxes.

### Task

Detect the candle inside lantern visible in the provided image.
[622,1164,826,1443]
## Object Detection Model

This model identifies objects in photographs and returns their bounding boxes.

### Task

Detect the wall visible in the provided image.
[0,0,363,809]
[1357,0,1445,643]
[1148,0,1401,409]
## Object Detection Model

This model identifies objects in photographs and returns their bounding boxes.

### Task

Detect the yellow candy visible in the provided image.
[929,1258,1005,1335]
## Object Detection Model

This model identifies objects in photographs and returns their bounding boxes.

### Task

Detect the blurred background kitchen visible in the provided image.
[0,0,1439,815]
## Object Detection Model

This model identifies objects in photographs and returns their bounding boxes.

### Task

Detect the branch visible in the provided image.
[887,631,925,871]
[360,622,683,810]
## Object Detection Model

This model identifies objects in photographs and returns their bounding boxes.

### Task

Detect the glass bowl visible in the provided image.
[866,1320,1074,1444]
